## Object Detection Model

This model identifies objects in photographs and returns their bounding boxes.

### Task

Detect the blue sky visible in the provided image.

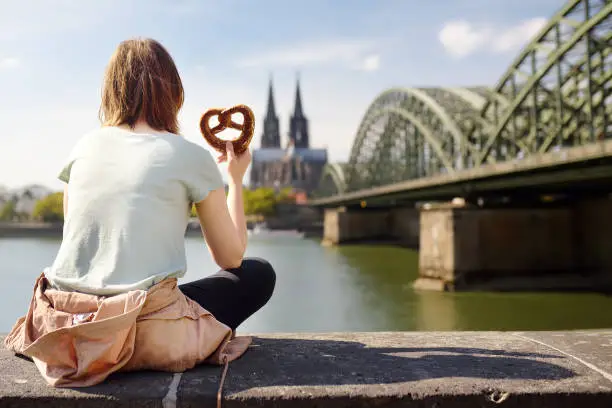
[0,0,563,190]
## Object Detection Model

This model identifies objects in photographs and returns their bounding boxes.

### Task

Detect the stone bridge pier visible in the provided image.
[322,197,612,292]
[416,197,612,292]
[322,206,420,248]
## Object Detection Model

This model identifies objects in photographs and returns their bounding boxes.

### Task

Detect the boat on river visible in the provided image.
[248,222,304,238]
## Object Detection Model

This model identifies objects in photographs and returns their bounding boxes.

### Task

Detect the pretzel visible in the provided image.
[199,104,255,155]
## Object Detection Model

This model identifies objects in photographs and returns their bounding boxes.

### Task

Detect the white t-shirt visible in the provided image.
[43,126,224,296]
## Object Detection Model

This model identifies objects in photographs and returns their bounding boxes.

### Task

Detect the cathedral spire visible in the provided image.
[266,74,277,118]
[289,74,309,148]
[260,75,281,148]
[293,73,304,118]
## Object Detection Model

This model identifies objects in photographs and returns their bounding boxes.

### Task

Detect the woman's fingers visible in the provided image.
[226,142,236,161]
[218,143,251,164]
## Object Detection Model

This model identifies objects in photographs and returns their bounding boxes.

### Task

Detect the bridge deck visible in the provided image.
[310,140,612,208]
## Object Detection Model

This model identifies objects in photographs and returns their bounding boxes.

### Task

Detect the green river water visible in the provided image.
[2,234,612,333]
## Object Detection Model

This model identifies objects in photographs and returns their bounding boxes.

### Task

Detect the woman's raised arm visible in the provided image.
[194,142,251,270]
[194,186,246,270]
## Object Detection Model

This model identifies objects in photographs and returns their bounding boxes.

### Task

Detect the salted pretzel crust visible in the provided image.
[199,104,255,155]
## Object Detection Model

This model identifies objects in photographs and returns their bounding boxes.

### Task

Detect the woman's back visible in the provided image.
[7,38,275,389]
[45,126,224,296]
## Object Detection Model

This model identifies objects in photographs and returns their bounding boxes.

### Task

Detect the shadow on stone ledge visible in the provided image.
[207,337,573,386]
[71,335,576,403]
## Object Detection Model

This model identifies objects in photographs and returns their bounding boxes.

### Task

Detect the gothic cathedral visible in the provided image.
[249,76,328,196]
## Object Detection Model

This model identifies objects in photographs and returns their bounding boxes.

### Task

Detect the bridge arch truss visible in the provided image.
[316,163,348,197]
[315,0,610,197]
[470,0,612,165]
[342,87,494,192]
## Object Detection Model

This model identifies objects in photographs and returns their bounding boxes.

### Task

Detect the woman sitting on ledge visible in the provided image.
[5,38,276,387]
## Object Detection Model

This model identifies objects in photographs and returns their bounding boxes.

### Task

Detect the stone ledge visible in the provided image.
[2,330,612,407]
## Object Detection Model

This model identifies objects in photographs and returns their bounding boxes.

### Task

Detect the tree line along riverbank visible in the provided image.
[0,186,323,238]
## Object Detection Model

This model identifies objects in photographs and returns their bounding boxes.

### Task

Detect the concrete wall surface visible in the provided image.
[417,198,612,291]
[323,208,391,244]
[323,206,420,246]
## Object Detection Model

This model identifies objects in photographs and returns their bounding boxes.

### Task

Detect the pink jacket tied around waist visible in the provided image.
[4,273,252,388]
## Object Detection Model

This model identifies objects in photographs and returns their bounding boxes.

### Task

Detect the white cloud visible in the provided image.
[439,17,547,58]
[358,54,381,72]
[0,57,20,70]
[491,18,548,52]
[235,39,378,70]
[439,21,489,58]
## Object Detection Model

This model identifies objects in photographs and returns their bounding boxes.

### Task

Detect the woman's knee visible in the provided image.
[241,257,276,302]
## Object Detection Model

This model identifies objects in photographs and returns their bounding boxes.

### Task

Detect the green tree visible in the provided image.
[244,187,277,216]
[189,187,295,219]
[0,200,16,221]
[32,192,64,222]
[276,187,296,204]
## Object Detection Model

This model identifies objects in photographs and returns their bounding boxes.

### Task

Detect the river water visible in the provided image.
[2,234,612,334]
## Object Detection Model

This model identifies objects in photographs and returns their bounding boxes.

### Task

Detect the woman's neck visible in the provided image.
[117,121,169,135]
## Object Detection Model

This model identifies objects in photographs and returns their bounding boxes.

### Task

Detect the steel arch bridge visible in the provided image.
[317,0,611,196]
[316,163,348,197]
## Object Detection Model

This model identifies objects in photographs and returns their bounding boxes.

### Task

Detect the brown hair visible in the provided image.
[99,38,184,134]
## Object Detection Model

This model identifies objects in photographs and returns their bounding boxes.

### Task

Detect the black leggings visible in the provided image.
[179,257,276,331]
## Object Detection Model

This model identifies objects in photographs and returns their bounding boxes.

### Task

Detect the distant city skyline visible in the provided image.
[0,0,563,190]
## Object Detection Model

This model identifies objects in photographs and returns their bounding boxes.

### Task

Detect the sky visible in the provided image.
[0,0,564,191]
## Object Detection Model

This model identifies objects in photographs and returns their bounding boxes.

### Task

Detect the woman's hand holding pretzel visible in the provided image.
[217,141,251,183]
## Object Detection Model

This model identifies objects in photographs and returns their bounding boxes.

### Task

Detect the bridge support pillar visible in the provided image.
[322,207,391,245]
[415,198,612,292]
[389,207,420,248]
[322,206,420,246]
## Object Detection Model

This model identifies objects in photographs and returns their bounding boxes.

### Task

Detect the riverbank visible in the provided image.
[2,330,611,407]
[0,216,323,239]
[0,222,63,238]
[0,222,210,239]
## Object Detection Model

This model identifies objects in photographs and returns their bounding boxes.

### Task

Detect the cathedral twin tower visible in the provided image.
[260,77,310,149]
[250,76,328,194]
